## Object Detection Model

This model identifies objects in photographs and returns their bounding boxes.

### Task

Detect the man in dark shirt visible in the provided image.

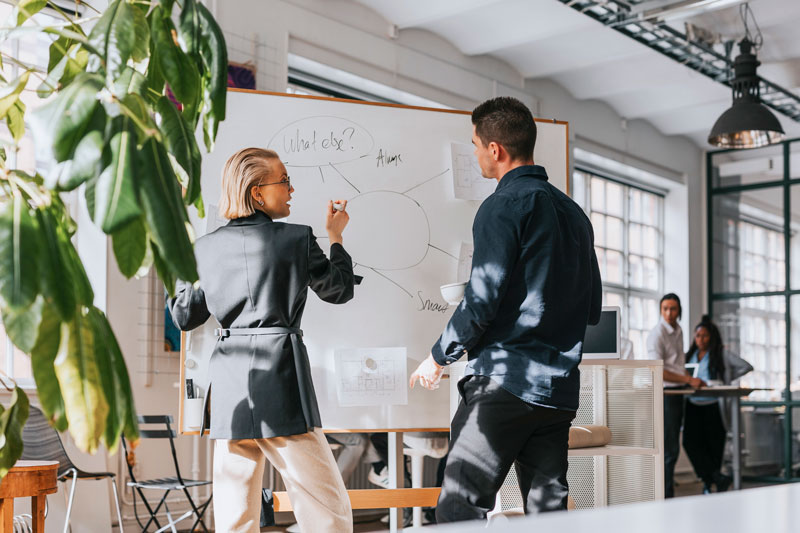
[410,96,602,523]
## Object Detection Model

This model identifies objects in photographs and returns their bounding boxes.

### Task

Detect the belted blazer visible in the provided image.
[168,211,355,439]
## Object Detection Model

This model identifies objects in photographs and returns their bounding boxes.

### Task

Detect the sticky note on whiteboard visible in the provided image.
[334,347,408,407]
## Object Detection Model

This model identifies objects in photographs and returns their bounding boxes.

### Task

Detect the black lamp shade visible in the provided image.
[708,39,785,149]
[708,101,785,149]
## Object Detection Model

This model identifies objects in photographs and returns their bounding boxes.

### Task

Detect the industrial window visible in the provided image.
[573,168,665,359]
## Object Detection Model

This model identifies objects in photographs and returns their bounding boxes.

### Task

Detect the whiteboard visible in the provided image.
[180,89,568,433]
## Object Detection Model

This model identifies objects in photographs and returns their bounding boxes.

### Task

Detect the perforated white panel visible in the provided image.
[607,367,655,448]
[608,455,656,505]
[568,456,596,509]
[499,465,524,511]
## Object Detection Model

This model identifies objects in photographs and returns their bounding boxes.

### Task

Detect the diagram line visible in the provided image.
[368,267,414,299]
[403,168,450,195]
[328,163,361,194]
[318,167,325,184]
[428,244,458,260]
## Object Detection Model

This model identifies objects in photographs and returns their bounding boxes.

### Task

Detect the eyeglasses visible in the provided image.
[258,175,291,189]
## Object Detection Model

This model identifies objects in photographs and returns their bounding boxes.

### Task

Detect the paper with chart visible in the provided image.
[451,142,496,201]
[334,348,408,407]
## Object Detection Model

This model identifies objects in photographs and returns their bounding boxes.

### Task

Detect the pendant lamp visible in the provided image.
[708,38,784,149]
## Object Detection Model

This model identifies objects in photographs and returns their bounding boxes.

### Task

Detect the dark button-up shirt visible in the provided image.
[431,165,602,411]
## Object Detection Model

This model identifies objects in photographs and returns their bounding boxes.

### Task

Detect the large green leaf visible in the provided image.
[178,0,203,69]
[1,294,44,353]
[130,3,150,63]
[35,208,77,321]
[112,216,147,278]
[11,0,47,25]
[150,240,176,296]
[195,2,228,151]
[37,43,89,98]
[0,386,30,480]
[113,67,147,99]
[136,138,198,283]
[28,73,104,163]
[57,222,94,309]
[85,308,120,451]
[87,308,138,452]
[46,24,86,72]
[88,116,141,233]
[157,96,200,205]
[6,99,25,142]
[44,106,106,192]
[30,300,68,431]
[55,313,108,454]
[0,192,40,310]
[87,0,137,81]
[150,5,200,112]
[0,70,29,119]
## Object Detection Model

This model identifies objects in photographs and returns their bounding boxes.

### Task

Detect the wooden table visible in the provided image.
[0,460,59,533]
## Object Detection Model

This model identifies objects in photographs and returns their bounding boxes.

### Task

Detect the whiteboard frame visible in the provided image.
[178,88,570,435]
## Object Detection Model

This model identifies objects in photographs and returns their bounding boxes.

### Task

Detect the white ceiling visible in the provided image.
[354,0,800,148]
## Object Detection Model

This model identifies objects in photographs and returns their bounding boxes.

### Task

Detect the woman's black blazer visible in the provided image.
[169,211,355,439]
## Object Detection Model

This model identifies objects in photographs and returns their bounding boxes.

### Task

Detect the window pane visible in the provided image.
[12,346,32,380]
[714,297,785,401]
[604,291,623,308]
[591,213,605,247]
[629,254,643,288]
[572,171,587,211]
[606,216,623,251]
[641,192,658,226]
[642,226,659,258]
[591,178,605,212]
[629,223,642,255]
[711,187,785,294]
[605,181,624,217]
[642,258,659,291]
[711,143,784,188]
[629,189,643,223]
[606,250,623,284]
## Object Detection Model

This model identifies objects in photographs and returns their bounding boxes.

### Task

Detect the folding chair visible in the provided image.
[121,415,211,533]
[20,405,124,533]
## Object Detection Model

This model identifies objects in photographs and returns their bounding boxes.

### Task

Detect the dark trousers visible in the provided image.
[436,375,575,523]
[663,393,685,498]
[682,402,726,486]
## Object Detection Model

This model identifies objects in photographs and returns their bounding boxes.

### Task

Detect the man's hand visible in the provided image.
[409,353,444,390]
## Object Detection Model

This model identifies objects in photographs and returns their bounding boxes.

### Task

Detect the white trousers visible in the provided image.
[213,428,353,533]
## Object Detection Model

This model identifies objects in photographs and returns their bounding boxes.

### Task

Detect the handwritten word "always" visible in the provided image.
[376,148,402,167]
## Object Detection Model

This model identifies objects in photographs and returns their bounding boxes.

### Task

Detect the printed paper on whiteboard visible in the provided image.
[457,242,474,283]
[334,347,408,407]
[450,142,496,201]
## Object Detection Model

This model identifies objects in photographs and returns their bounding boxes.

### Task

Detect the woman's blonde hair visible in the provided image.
[218,148,281,219]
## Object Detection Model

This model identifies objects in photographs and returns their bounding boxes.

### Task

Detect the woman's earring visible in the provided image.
[257,199,264,206]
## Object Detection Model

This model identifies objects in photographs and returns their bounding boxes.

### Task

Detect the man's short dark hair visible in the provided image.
[471,97,537,162]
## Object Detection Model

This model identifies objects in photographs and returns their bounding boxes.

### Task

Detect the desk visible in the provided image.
[435,482,800,533]
[663,386,754,489]
[0,460,59,533]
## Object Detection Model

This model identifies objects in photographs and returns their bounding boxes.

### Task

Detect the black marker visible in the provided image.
[186,378,195,399]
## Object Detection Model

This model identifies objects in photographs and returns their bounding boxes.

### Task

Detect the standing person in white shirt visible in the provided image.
[645,293,704,498]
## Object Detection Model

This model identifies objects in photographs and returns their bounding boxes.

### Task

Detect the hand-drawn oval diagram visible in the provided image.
[344,191,430,271]
[268,116,375,167]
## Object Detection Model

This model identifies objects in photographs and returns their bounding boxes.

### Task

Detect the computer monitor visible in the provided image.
[582,306,621,360]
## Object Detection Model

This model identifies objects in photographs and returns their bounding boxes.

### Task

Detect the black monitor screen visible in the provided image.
[583,310,618,354]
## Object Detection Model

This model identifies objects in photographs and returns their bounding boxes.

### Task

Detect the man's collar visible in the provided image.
[496,165,548,191]
[660,317,678,334]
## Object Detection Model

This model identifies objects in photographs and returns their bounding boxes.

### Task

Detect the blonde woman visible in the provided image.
[169,148,354,532]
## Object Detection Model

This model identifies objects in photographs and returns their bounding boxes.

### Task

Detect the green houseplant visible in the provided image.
[0,0,227,479]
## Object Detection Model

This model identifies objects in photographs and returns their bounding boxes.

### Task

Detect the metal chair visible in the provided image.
[121,415,211,532]
[20,405,124,533]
